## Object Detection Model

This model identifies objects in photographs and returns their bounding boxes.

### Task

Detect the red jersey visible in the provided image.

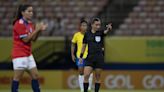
[12,19,35,59]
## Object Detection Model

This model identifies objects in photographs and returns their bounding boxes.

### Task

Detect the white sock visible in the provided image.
[78,75,84,91]
[88,73,93,90]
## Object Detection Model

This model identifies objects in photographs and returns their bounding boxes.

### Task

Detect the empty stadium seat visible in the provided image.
[116,0,164,36]
[0,0,108,36]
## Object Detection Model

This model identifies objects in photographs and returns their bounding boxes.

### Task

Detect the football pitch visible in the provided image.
[0,89,164,92]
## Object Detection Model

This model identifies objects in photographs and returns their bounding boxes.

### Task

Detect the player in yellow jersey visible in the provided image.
[71,20,93,92]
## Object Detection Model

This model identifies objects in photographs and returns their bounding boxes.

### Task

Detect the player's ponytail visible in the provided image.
[13,4,31,25]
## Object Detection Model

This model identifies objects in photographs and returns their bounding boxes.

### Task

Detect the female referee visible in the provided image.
[71,20,93,92]
[79,18,112,92]
[11,4,47,92]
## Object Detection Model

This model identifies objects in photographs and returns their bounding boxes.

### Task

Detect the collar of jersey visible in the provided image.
[21,18,29,25]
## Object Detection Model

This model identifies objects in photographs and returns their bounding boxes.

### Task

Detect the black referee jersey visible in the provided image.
[83,29,105,55]
[83,29,106,68]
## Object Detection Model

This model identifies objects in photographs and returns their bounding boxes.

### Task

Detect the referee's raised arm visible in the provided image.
[103,23,112,35]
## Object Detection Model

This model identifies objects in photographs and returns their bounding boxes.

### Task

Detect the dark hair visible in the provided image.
[80,20,88,24]
[13,4,32,25]
[91,18,100,24]
[78,19,88,31]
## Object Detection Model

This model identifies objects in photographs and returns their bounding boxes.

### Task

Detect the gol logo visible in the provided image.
[143,75,164,89]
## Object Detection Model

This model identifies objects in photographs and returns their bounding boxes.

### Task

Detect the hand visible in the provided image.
[72,55,76,62]
[35,22,48,31]
[106,23,112,31]
[35,22,42,31]
[79,58,83,64]
[40,22,48,31]
[102,47,104,51]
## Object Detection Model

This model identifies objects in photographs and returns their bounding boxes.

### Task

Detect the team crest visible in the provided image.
[95,36,101,42]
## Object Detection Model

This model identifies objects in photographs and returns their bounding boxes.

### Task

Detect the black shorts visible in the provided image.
[85,53,104,69]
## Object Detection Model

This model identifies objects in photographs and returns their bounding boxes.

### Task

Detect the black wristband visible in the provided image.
[80,53,84,58]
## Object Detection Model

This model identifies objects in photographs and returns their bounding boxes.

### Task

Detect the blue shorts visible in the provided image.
[75,58,85,67]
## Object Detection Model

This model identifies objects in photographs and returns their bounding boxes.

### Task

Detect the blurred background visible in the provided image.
[0,0,164,92]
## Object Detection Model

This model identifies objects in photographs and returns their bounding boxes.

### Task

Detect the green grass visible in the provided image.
[0,89,164,92]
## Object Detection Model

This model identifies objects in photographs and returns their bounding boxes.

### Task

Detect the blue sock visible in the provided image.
[11,80,19,92]
[31,79,40,92]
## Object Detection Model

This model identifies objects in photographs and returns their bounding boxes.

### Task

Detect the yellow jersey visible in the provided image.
[72,32,88,59]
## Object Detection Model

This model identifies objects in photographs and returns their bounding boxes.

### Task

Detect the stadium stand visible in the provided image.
[115,0,164,36]
[0,0,108,36]
[0,0,163,36]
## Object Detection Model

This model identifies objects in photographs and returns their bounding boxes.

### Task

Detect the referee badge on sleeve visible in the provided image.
[95,36,101,42]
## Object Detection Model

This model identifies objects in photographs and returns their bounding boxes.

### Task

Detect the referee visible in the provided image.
[79,18,112,92]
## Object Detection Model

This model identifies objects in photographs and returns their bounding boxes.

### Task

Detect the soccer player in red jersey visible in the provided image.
[11,4,47,92]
